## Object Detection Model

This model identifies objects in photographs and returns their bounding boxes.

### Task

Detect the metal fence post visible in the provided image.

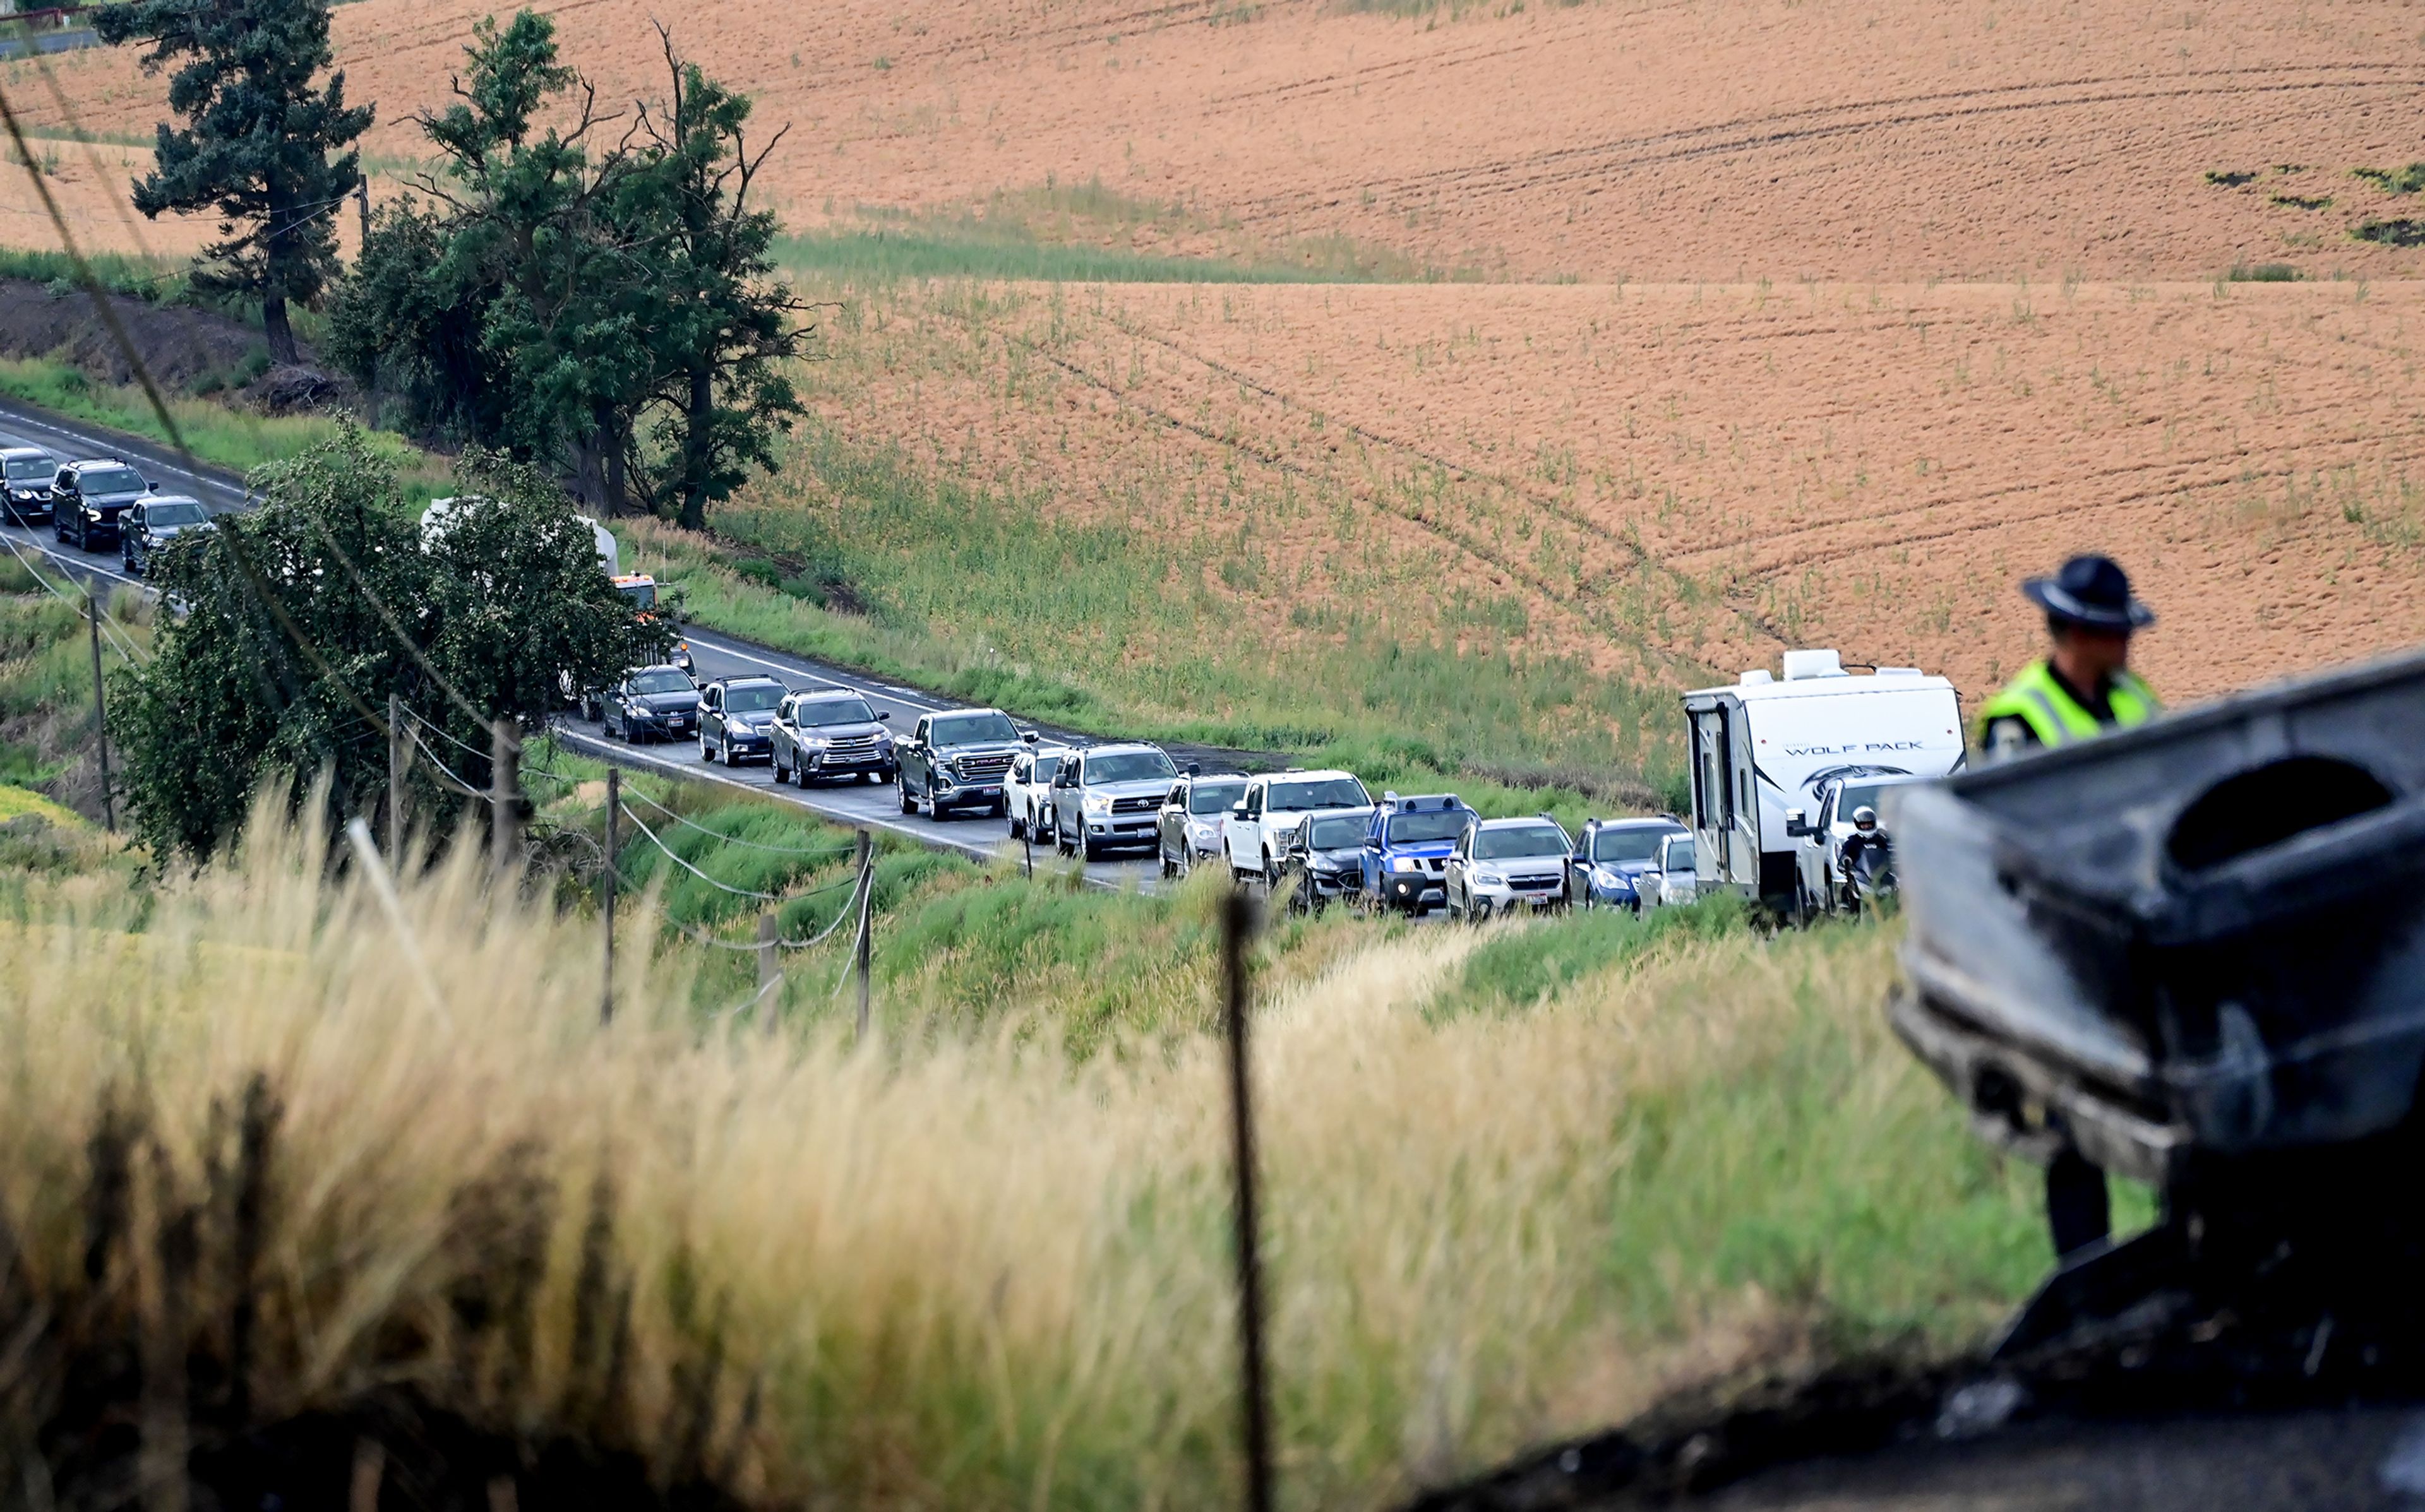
[490,719,520,878]
[853,830,875,1040]
[1219,891,1274,1512]
[601,766,619,1026]
[85,593,112,831]
[757,907,779,997]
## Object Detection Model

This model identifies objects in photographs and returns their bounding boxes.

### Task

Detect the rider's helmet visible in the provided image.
[1852,805,1879,832]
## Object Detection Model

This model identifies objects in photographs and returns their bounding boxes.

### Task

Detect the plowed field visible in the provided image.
[803,277,2425,706]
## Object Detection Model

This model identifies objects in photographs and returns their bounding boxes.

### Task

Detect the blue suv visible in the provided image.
[1565,816,1689,911]
[1356,792,1474,914]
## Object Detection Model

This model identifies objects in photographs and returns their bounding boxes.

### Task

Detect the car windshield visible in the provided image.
[797,696,876,727]
[630,669,693,695]
[1837,781,1905,821]
[1190,779,1246,815]
[1591,826,1674,864]
[931,711,1018,745]
[4,456,48,480]
[1385,809,1466,844]
[1475,824,1569,860]
[1663,839,1696,871]
[724,683,784,713]
[145,500,208,527]
[1086,750,1177,784]
[618,581,657,609]
[1267,777,1368,812]
[1307,816,1366,850]
[79,468,143,496]
[1031,754,1063,785]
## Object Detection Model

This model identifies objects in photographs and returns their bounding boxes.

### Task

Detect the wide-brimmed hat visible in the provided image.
[2023,554,2155,632]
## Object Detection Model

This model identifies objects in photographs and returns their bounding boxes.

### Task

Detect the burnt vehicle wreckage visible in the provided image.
[1415,646,2425,1510]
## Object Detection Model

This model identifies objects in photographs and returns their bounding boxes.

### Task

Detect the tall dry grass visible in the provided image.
[0,798,2038,1508]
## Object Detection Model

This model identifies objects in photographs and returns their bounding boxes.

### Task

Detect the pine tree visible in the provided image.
[95,0,374,365]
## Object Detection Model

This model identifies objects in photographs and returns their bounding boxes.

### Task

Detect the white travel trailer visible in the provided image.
[1682,649,1965,912]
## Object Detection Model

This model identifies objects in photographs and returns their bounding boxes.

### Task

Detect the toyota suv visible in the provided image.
[1223,769,1373,883]
[1356,792,1473,914]
[1,446,55,524]
[697,674,787,765]
[1052,742,1180,860]
[770,688,896,787]
[1158,770,1248,879]
[52,459,152,551]
[119,494,215,576]
[897,708,1034,819]
[1446,816,1574,920]
[1566,816,1688,912]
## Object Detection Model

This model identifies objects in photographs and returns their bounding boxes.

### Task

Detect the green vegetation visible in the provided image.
[2351,162,2425,195]
[2270,193,2332,211]
[2225,262,2302,282]
[2353,220,2425,248]
[2205,169,2258,187]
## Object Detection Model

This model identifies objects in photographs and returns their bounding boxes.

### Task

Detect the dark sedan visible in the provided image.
[119,494,214,576]
[602,666,702,743]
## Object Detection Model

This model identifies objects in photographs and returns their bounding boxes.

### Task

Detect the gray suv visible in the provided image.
[1052,743,1180,861]
[897,708,1033,819]
[52,459,151,551]
[770,688,896,787]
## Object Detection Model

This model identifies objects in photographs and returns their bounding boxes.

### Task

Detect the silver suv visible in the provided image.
[1052,743,1180,861]
[1446,816,1574,920]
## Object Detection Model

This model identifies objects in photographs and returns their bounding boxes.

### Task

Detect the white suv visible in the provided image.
[1005,744,1074,842]
[1446,816,1574,920]
[1222,769,1372,883]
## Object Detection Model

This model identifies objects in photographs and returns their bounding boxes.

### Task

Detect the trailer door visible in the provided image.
[1691,706,1732,886]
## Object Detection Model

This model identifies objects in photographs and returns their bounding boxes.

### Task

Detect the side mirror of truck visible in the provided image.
[1231,801,1248,818]
[1784,809,1813,838]
[876,711,892,722]
[1021,730,1040,744]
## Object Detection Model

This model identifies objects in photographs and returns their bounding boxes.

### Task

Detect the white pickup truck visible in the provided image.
[1223,769,1373,882]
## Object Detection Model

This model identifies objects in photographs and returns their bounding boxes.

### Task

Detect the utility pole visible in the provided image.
[85,593,112,831]
[1219,891,1274,1512]
[354,179,371,251]
[387,691,405,860]
[601,767,619,1026]
[489,719,520,878]
[853,830,874,1040]
[756,908,779,1001]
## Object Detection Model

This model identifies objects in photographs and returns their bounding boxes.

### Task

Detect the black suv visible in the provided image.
[897,707,1034,819]
[770,688,896,787]
[1,446,55,524]
[119,494,215,576]
[52,459,151,551]
[697,674,787,765]
[601,665,700,743]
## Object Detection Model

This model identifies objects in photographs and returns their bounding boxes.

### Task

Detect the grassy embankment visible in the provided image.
[0,788,2073,1509]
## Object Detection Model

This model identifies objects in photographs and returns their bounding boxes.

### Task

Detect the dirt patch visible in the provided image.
[0,275,269,391]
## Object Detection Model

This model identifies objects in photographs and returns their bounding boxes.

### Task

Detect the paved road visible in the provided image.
[0,398,1170,889]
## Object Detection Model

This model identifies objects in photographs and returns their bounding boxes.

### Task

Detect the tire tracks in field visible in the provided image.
[1691,426,2425,578]
[1234,63,2425,223]
[1089,309,1793,653]
[913,300,1748,677]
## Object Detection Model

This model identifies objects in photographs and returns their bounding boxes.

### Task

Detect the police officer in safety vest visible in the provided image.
[1979,552,2161,1259]
[1979,554,2160,761]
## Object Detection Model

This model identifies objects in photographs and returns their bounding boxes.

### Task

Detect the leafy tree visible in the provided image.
[95,0,374,364]
[325,11,811,526]
[113,429,667,860]
[630,25,810,530]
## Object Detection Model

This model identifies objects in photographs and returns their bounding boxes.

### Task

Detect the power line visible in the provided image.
[621,785,861,859]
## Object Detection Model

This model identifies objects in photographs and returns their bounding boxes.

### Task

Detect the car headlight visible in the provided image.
[1594,867,1631,888]
[1082,791,1113,814]
[1473,870,1505,887]
[1389,855,1420,872]
[798,733,830,749]
[87,507,104,519]
[1189,819,1218,841]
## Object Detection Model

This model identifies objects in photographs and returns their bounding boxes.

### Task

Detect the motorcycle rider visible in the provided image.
[1837,804,1890,909]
